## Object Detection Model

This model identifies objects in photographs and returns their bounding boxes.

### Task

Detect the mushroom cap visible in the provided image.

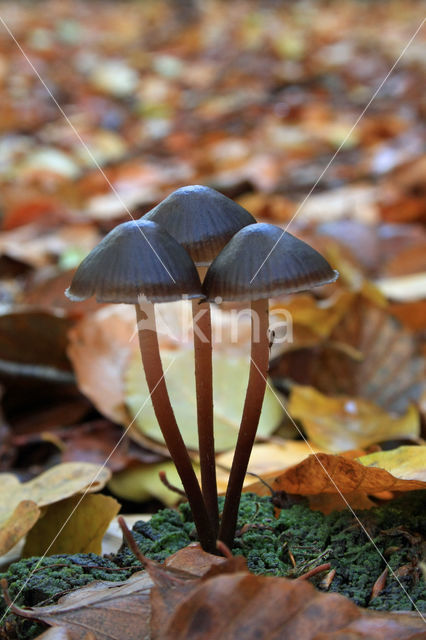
[203,223,339,301]
[65,219,202,303]
[143,185,256,266]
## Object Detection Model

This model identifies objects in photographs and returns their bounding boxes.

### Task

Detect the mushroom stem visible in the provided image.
[218,298,269,548]
[192,298,219,535]
[135,302,216,554]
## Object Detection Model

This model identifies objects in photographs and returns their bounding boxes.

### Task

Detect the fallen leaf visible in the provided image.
[288,385,420,451]
[67,305,137,424]
[389,300,426,332]
[60,420,164,470]
[23,494,120,557]
[216,441,323,494]
[249,451,426,497]
[159,572,424,640]
[269,290,354,353]
[375,273,426,302]
[358,446,426,482]
[125,349,283,451]
[306,295,424,414]
[11,570,153,640]
[107,461,185,506]
[35,628,77,640]
[0,223,99,268]
[0,463,111,554]
[0,500,40,556]
[67,301,255,431]
[8,545,425,640]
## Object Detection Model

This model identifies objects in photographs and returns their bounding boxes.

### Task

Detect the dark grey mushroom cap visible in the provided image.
[143,185,256,266]
[65,219,202,303]
[203,223,339,301]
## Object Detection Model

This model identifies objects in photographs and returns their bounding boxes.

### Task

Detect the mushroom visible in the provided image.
[203,222,339,547]
[144,185,255,535]
[66,219,216,552]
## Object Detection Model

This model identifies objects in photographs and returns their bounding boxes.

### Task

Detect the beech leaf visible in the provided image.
[0,464,111,555]
[247,451,426,497]
[125,349,283,451]
[8,546,424,640]
[0,500,40,557]
[288,385,419,451]
[23,494,120,557]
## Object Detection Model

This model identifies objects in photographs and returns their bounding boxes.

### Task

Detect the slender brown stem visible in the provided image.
[192,298,219,535]
[218,298,269,549]
[135,302,216,553]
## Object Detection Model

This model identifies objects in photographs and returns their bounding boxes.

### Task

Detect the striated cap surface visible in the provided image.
[143,185,255,266]
[203,223,339,301]
[66,219,202,303]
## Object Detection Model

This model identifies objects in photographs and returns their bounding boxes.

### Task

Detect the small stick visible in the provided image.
[159,470,187,497]
[297,563,331,581]
[118,516,149,568]
[0,579,32,619]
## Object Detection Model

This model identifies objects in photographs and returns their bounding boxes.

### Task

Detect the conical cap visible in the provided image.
[143,185,255,266]
[203,223,339,301]
[66,219,202,303]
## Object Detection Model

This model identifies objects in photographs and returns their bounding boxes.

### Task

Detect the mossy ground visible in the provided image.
[1,492,425,639]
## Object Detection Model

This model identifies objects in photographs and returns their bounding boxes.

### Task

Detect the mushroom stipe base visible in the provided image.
[1,492,425,639]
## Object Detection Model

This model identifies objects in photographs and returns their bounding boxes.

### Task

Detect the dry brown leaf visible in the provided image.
[389,300,426,332]
[67,305,137,424]
[14,571,153,640]
[8,546,425,640]
[159,572,424,640]
[307,295,424,414]
[248,451,426,497]
[288,385,420,451]
[0,223,99,268]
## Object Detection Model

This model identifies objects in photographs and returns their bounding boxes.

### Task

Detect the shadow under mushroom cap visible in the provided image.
[143,185,256,266]
[203,223,339,302]
[65,219,203,304]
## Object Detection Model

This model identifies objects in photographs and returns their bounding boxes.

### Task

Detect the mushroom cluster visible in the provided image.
[66,185,338,553]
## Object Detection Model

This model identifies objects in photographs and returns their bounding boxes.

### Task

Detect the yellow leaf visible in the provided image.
[358,446,426,482]
[0,500,40,556]
[0,463,111,554]
[270,290,353,340]
[288,385,419,451]
[249,452,426,497]
[125,349,283,451]
[23,494,120,556]
[108,461,186,507]
[216,441,322,494]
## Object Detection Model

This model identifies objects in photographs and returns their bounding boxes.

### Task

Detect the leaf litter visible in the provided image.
[0,0,425,636]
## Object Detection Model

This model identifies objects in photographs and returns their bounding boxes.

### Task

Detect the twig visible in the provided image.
[159,470,187,497]
[297,563,331,581]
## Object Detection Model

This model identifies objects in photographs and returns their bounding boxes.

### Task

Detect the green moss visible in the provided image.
[1,492,425,640]
[0,554,133,639]
[117,492,425,611]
